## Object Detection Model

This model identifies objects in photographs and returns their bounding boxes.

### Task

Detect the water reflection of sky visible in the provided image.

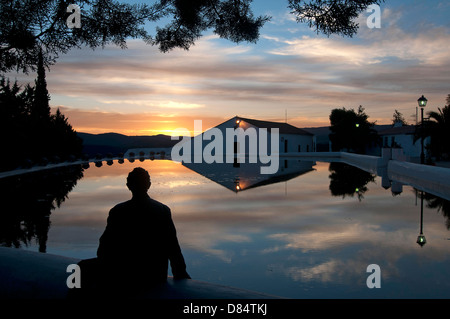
[22,160,450,298]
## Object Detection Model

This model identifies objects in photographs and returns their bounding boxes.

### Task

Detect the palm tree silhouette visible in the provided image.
[426,102,450,160]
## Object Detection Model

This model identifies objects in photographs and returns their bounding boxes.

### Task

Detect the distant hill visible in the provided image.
[77,132,179,157]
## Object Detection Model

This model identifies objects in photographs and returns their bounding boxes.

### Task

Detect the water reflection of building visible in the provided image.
[183,159,315,193]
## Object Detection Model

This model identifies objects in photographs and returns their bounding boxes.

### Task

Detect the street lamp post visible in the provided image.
[417,191,426,247]
[417,95,428,164]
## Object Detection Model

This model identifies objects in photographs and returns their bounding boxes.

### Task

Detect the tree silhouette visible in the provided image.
[328,162,376,201]
[0,78,33,170]
[288,0,383,37]
[426,103,450,160]
[420,191,450,230]
[32,50,51,121]
[329,105,379,154]
[1,0,385,73]
[392,109,407,126]
[414,95,450,161]
[50,108,83,160]
[0,74,83,171]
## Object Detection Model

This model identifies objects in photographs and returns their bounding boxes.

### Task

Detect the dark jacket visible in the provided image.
[97,194,190,285]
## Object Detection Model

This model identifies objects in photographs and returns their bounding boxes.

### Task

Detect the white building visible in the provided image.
[171,116,315,174]
[179,115,314,156]
[234,116,315,154]
[378,122,430,162]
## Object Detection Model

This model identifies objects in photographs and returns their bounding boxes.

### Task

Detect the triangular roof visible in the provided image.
[183,160,315,193]
[238,117,313,136]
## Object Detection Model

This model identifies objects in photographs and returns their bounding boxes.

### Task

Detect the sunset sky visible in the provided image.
[9,0,450,135]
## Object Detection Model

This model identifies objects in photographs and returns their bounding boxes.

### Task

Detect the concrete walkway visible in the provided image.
[0,247,282,299]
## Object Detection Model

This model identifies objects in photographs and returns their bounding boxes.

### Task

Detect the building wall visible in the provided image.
[219,118,314,155]
[174,118,314,164]
[280,134,314,153]
[381,134,430,161]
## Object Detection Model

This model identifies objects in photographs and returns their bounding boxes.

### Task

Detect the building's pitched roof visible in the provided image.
[239,117,313,136]
[183,161,315,193]
[378,125,416,136]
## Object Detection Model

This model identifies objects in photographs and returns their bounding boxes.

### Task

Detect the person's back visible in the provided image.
[75,167,190,296]
[97,193,189,285]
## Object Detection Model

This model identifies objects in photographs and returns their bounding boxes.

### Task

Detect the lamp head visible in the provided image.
[418,95,428,108]
[417,234,426,247]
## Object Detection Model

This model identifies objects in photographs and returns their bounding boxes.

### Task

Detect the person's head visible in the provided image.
[126,167,151,195]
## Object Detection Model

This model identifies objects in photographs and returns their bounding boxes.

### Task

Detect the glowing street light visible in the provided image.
[417,234,426,247]
[235,117,241,129]
[418,95,428,107]
[417,95,427,164]
[416,191,426,247]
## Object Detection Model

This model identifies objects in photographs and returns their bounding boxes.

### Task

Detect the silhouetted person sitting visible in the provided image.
[75,167,190,297]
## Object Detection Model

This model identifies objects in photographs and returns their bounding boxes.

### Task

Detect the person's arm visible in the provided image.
[97,208,117,259]
[166,208,191,280]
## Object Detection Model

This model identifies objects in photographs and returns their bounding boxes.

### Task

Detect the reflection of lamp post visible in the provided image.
[417,95,427,164]
[417,191,426,247]
[234,178,241,192]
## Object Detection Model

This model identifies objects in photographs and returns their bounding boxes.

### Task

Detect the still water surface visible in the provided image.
[2,159,450,298]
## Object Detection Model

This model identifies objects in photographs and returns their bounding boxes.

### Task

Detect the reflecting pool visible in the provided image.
[1,159,450,298]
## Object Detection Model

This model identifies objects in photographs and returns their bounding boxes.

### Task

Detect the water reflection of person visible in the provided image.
[77,167,190,296]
